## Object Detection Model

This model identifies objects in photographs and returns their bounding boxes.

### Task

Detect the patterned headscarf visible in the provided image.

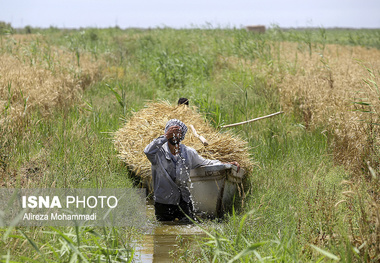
[165,119,188,141]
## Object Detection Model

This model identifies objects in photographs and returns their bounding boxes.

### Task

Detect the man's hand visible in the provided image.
[229,161,240,172]
[165,125,182,140]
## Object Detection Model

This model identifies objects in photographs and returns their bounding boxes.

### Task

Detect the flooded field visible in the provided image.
[134,203,206,262]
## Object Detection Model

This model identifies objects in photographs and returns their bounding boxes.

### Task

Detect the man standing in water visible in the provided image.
[144,119,239,222]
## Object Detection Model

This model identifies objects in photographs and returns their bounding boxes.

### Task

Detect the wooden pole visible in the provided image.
[220,111,284,128]
[189,124,209,146]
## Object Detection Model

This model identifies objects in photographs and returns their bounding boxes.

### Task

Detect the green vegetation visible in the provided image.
[1,225,137,262]
[1,25,379,261]
[0,21,13,35]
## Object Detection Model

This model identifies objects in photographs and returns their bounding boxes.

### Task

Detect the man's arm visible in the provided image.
[187,147,241,172]
[187,147,222,169]
[144,135,167,165]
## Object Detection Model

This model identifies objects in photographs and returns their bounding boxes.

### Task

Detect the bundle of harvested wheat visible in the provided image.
[114,101,254,179]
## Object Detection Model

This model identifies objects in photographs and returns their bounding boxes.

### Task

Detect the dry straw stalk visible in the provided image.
[114,101,254,179]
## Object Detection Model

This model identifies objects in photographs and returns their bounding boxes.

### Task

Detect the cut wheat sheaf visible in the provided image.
[114,101,255,180]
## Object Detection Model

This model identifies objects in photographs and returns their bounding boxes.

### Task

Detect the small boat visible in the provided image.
[143,164,245,218]
[189,164,245,218]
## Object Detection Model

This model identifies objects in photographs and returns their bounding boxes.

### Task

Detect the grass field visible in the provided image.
[0,26,379,262]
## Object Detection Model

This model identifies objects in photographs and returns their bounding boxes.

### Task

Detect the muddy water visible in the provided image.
[134,203,206,262]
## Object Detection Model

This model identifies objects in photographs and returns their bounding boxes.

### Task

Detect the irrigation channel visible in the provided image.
[134,201,206,262]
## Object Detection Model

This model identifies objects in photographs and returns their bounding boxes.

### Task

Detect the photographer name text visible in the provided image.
[23,212,97,221]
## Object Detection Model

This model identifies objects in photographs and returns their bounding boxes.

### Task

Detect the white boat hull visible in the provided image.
[189,164,245,218]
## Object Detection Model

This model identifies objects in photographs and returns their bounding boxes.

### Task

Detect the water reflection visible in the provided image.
[134,204,205,262]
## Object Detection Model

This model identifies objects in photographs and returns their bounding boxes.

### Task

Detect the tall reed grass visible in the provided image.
[0,225,137,262]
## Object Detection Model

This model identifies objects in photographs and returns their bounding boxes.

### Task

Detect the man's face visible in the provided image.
[168,126,182,146]
[168,137,179,145]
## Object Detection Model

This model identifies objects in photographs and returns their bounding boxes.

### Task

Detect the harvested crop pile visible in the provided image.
[114,101,254,180]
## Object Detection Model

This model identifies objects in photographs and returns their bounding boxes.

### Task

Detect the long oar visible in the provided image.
[220,111,284,128]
